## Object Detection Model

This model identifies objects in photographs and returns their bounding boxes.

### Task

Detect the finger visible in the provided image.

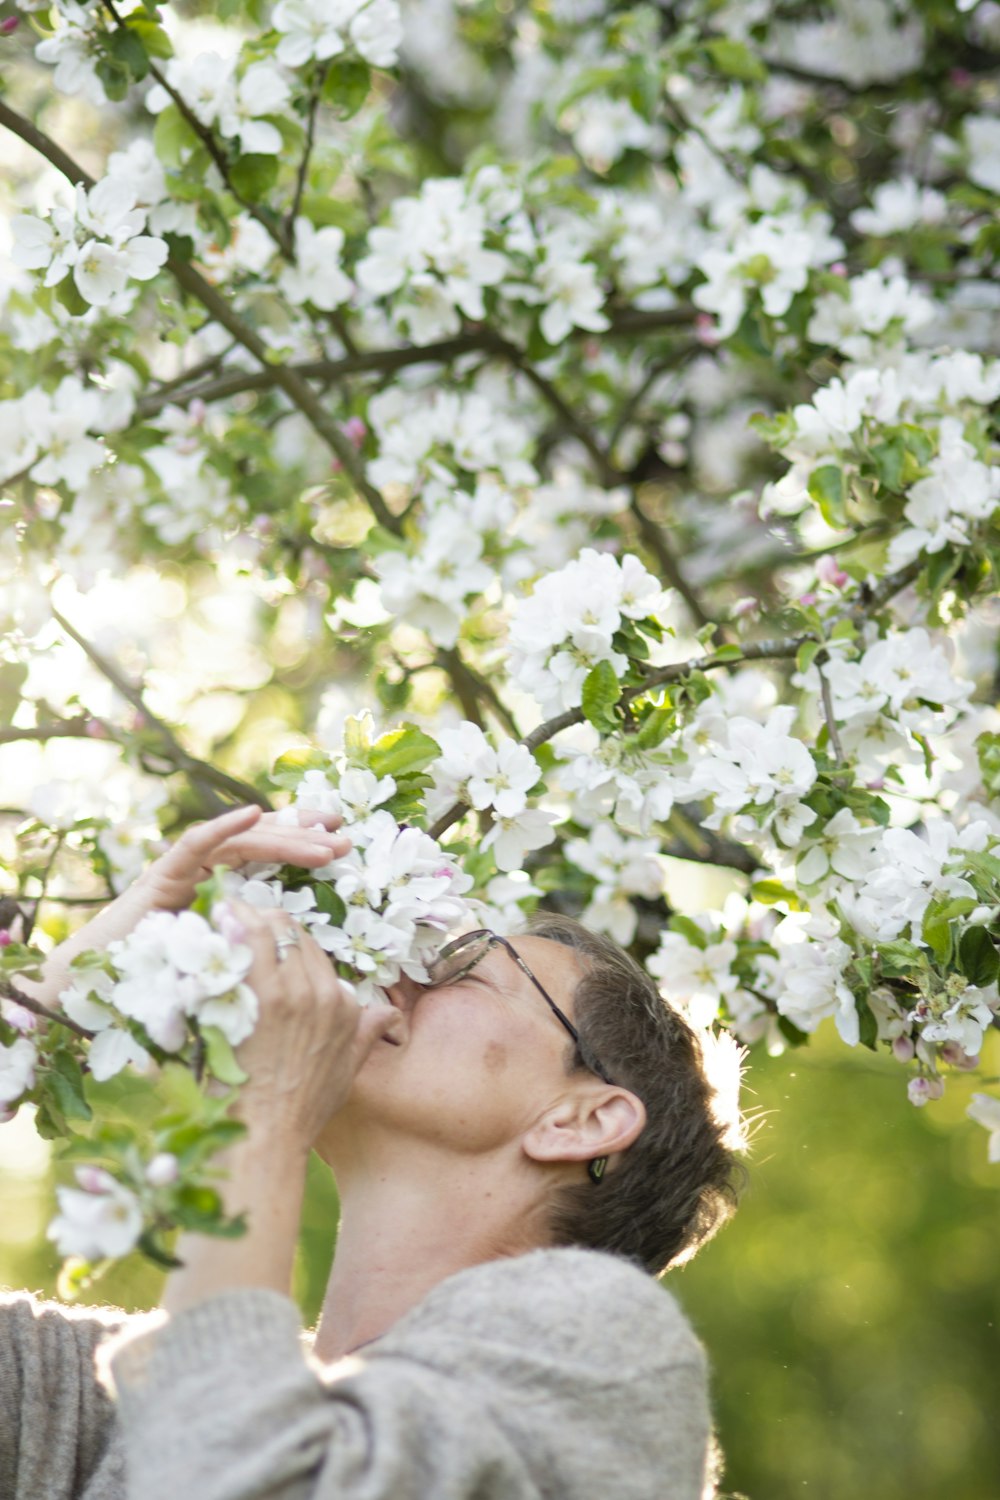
[218,824,350,869]
[226,899,300,954]
[286,806,343,832]
[155,806,263,877]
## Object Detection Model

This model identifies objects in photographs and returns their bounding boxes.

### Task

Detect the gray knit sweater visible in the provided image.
[0,1248,710,1500]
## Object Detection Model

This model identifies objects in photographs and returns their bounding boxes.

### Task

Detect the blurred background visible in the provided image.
[3,1021,998,1500]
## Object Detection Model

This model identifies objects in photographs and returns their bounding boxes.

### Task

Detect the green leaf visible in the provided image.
[807,464,848,529]
[750,879,802,910]
[581,661,623,734]
[369,724,441,779]
[314,883,347,928]
[96,54,131,101]
[635,704,674,750]
[921,905,953,965]
[855,993,878,1051]
[343,713,373,764]
[107,25,151,81]
[229,154,280,201]
[668,914,708,950]
[776,1015,810,1048]
[711,644,744,663]
[56,277,90,317]
[958,926,1000,988]
[796,640,821,674]
[270,746,331,790]
[154,104,202,167]
[976,732,1000,796]
[874,939,928,977]
[173,1183,226,1229]
[925,546,960,596]
[47,1052,93,1122]
[126,15,173,58]
[322,58,373,118]
[201,1026,248,1086]
[704,37,767,82]
[137,1232,183,1270]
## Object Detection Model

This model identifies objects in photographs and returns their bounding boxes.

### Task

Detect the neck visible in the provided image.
[311,1144,549,1363]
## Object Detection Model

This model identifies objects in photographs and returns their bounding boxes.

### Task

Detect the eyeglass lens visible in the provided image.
[425,932,495,987]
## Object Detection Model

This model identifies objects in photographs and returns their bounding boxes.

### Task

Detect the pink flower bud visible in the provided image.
[732,596,761,620]
[695,313,720,346]
[799,591,818,607]
[867,778,885,792]
[949,68,972,87]
[189,399,207,425]
[0,16,20,35]
[907,1075,944,1107]
[343,416,367,448]
[75,1166,115,1194]
[145,1152,179,1187]
[892,1035,915,1064]
[212,900,248,945]
[830,262,848,277]
[939,1042,980,1070]
[815,554,849,588]
[0,929,11,947]
[3,1002,37,1034]
[84,718,109,739]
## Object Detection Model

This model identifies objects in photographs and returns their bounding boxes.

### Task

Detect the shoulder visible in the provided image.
[377,1248,705,1382]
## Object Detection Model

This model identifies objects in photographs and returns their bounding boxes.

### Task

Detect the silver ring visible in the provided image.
[274,928,302,963]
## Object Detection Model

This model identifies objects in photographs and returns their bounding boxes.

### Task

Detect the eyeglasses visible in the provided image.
[424,927,616,1183]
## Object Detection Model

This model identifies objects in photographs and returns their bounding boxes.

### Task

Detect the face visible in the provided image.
[324,936,589,1159]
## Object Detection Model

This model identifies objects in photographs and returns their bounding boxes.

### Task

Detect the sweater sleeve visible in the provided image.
[107,1289,531,1500]
[0,1291,159,1500]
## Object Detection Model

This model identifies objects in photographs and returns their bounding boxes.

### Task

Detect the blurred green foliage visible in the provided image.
[2,1025,998,1500]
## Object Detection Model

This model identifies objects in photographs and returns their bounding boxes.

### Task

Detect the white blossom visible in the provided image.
[279,219,352,310]
[47,1169,143,1261]
[967,1093,1000,1164]
[0,1036,37,1105]
[647,930,741,1029]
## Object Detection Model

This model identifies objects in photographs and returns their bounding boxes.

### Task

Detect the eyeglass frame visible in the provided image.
[423,927,616,1184]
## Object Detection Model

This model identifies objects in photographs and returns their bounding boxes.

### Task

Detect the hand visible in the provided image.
[23,805,348,1013]
[132,803,349,915]
[226,899,404,1152]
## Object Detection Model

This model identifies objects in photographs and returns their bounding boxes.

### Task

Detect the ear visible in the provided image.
[522,1085,646,1170]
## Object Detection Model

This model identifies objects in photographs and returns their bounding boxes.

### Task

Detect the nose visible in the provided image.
[386,975,425,1014]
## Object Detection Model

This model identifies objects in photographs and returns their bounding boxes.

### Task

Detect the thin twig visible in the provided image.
[0,101,400,534]
[50,607,271,811]
[429,559,925,842]
[288,65,326,235]
[0,979,94,1041]
[814,656,846,765]
[435,652,521,739]
[99,0,295,258]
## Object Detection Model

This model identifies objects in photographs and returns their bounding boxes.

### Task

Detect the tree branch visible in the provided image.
[0,100,397,533]
[435,650,521,738]
[134,310,698,422]
[287,64,326,235]
[815,657,846,765]
[100,0,295,258]
[49,608,272,812]
[429,558,925,842]
[0,979,94,1041]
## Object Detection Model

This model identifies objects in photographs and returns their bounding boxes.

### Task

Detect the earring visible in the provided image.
[588,1156,608,1183]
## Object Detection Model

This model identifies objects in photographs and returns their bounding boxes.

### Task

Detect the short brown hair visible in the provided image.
[525,912,745,1276]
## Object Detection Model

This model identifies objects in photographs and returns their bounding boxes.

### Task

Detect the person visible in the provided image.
[0,803,744,1500]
